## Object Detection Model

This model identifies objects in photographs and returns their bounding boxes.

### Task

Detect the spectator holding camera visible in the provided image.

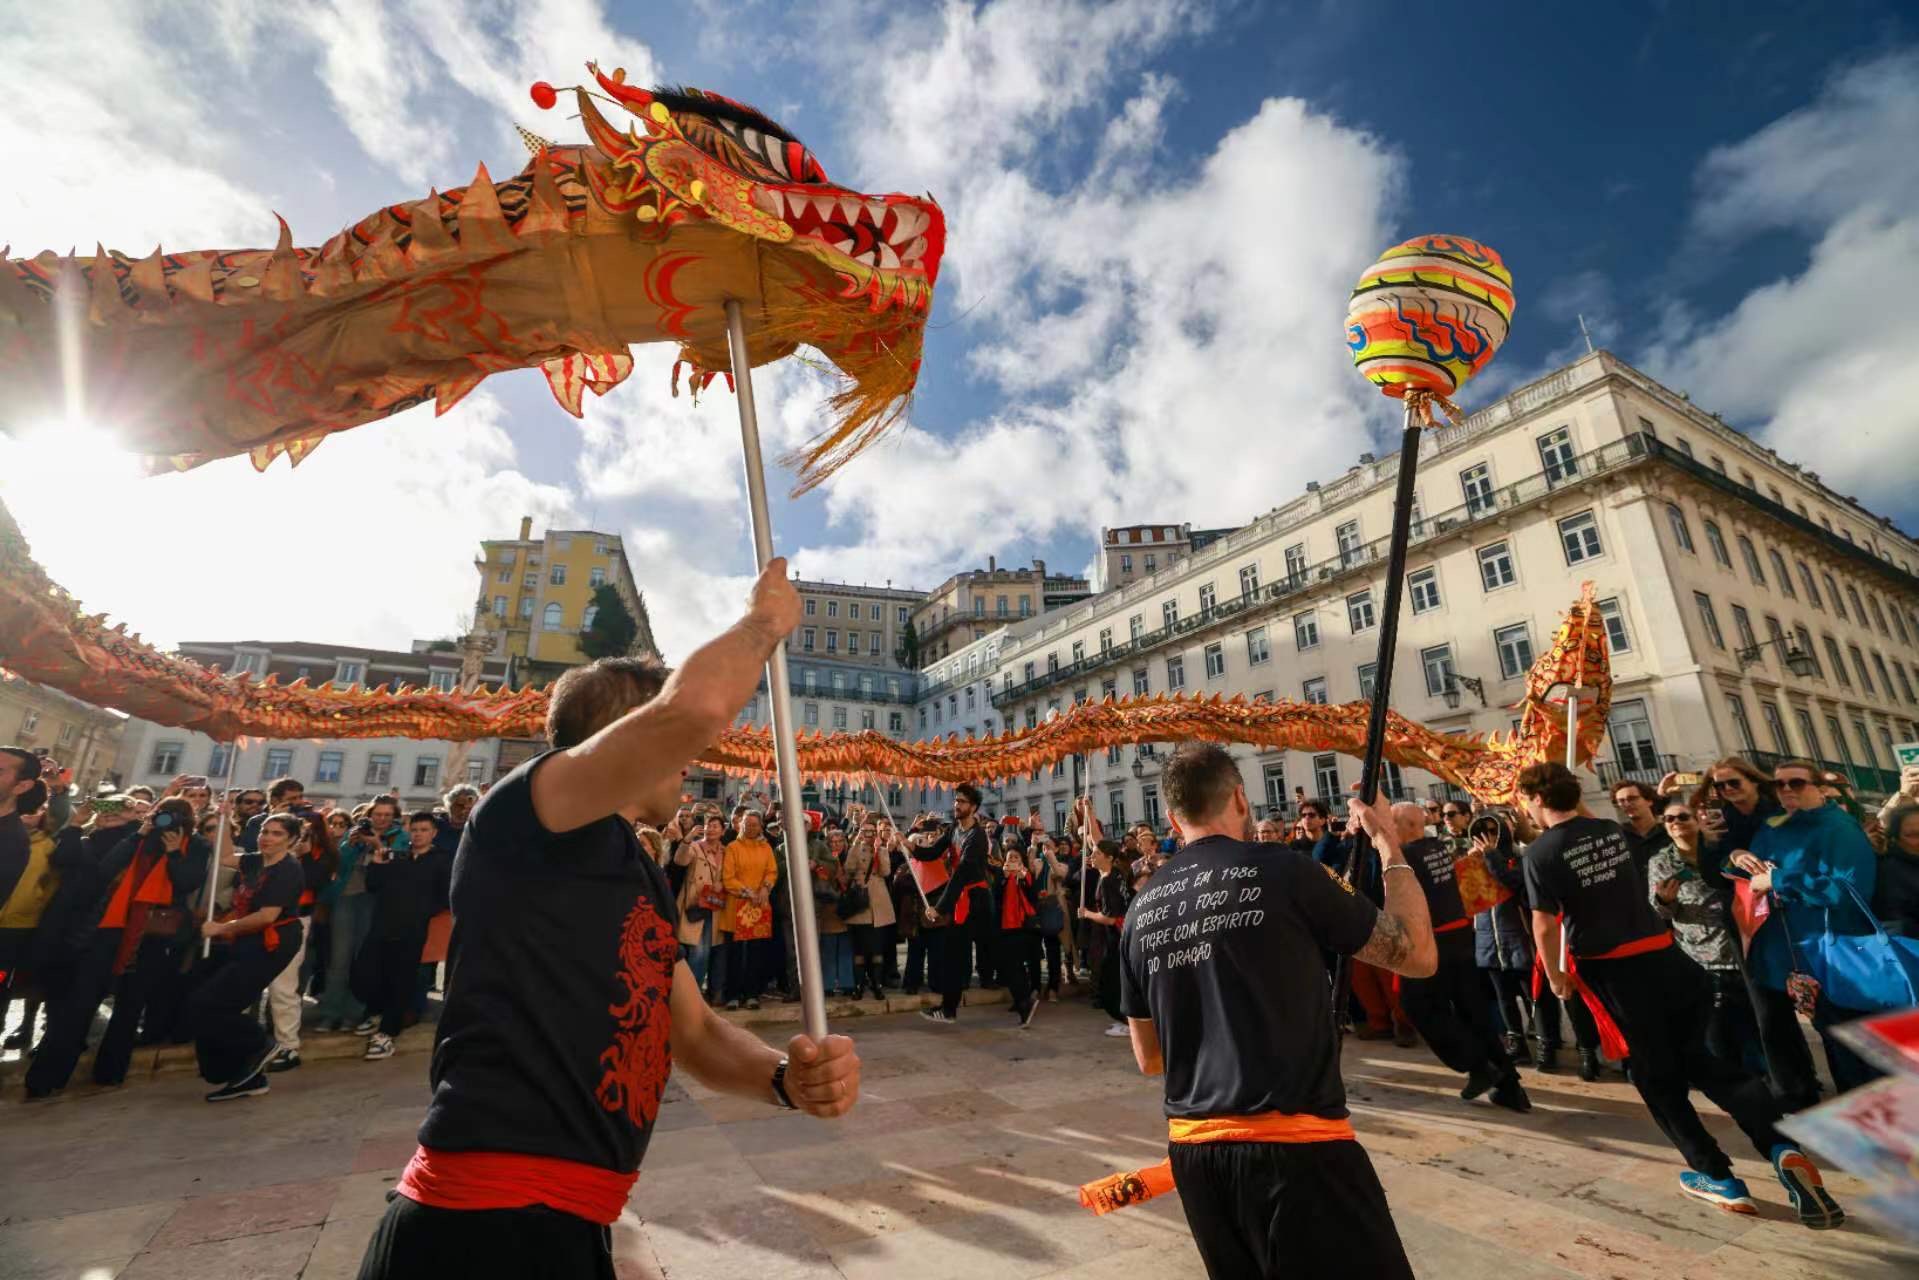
[673,816,728,999]
[315,796,407,1032]
[353,811,452,1062]
[25,796,207,1097]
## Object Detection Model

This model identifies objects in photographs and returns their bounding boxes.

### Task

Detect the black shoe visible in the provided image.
[1490,1078,1532,1113]
[1392,1023,1418,1049]
[1534,1044,1559,1072]
[1579,1048,1602,1082]
[205,1073,270,1103]
[1460,1065,1499,1101]
[869,978,886,1001]
[1501,1032,1526,1061]
[266,1049,301,1073]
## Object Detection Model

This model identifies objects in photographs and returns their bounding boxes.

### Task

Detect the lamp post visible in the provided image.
[1441,673,1487,711]
[1736,635,1818,678]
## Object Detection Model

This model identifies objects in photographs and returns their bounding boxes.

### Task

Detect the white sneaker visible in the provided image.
[363,1033,396,1060]
[351,1018,377,1036]
[1103,1022,1131,1038]
[919,1009,956,1025]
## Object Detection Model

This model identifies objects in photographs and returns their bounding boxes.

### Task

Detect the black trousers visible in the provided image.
[24,930,121,1095]
[1096,936,1122,1022]
[359,1194,614,1280]
[1699,968,1765,1081]
[354,935,424,1037]
[1041,931,1062,992]
[1535,983,1601,1051]
[938,915,993,1017]
[1581,947,1785,1178]
[1170,1140,1413,1279]
[845,922,884,984]
[95,936,180,1084]
[1398,931,1513,1082]
[190,929,301,1085]
[880,922,899,984]
[1484,967,1531,1039]
[905,927,940,992]
[994,930,1035,1016]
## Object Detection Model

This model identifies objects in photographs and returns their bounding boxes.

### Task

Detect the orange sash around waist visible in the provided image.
[1078,1112,1357,1215]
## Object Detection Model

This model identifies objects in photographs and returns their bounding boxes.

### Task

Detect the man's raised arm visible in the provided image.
[532,561,801,833]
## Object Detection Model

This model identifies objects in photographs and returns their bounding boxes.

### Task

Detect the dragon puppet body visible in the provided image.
[0,67,943,491]
[0,480,1611,806]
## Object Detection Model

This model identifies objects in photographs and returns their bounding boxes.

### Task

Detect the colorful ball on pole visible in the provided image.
[1345,235,1514,400]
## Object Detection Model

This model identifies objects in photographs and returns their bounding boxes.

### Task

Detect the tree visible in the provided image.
[896,617,920,669]
[578,584,640,660]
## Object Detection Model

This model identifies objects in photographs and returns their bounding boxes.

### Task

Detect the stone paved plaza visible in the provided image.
[2,998,1917,1279]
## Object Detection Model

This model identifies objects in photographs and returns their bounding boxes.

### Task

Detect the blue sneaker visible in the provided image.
[1772,1145,1845,1230]
[1678,1170,1757,1214]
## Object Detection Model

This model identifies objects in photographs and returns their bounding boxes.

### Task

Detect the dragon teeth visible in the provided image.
[878,242,900,271]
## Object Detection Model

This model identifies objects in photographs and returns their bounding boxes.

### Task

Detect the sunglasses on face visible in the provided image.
[1711,778,1747,792]
[1663,812,1694,824]
[1776,777,1816,791]
[1442,810,1464,818]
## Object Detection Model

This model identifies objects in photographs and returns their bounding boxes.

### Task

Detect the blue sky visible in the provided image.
[2,0,1914,661]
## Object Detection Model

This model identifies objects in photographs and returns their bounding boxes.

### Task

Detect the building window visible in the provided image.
[1262,763,1288,812]
[803,702,819,727]
[414,756,441,789]
[849,602,861,620]
[1537,428,1578,483]
[832,707,848,729]
[1710,455,1727,475]
[1246,626,1270,665]
[826,600,839,618]
[1848,584,1870,627]
[335,660,365,687]
[232,651,265,677]
[1597,597,1632,653]
[1477,541,1516,591]
[1284,543,1307,583]
[1703,520,1731,568]
[523,571,536,588]
[1197,583,1216,613]
[1854,719,1878,766]
[1665,504,1696,553]
[1872,652,1894,700]
[1408,567,1441,614]
[1637,416,1658,439]
[1204,643,1226,680]
[1737,536,1765,585]
[1421,644,1455,697]
[1739,469,1755,489]
[1302,676,1328,705]
[1336,520,1362,567]
[1142,785,1162,828]
[1101,678,1118,701]
[801,628,816,652]
[826,631,838,653]
[1293,611,1319,650]
[1144,554,1157,572]
[973,597,984,617]
[1120,553,1133,573]
[206,742,234,779]
[805,599,817,616]
[1726,695,1756,753]
[1795,707,1822,758]
[898,607,909,625]
[316,750,343,784]
[1238,564,1260,597]
[1693,593,1726,650]
[1494,623,1535,678]
[589,567,606,588]
[429,669,457,693]
[151,741,184,774]
[996,595,1009,617]
[1795,625,1821,676]
[1796,561,1822,609]
[1770,549,1795,597]
[1730,604,1757,654]
[539,603,562,630]
[1607,698,1661,774]
[1099,627,1113,653]
[1825,575,1847,620]
[887,677,901,698]
[1132,668,1150,696]
[1358,662,1378,701]
[1046,652,1059,675]
[492,595,508,618]
[888,711,904,733]
[1460,462,1495,515]
[1019,598,1032,617]
[1674,438,1695,459]
[365,753,393,787]
[1892,660,1915,705]
[1166,655,1186,691]
[1828,715,1853,765]
[1761,701,1792,754]
[1023,661,1036,684]
[1162,599,1179,628]
[1849,646,1875,694]
[519,596,534,620]
[1825,636,1850,687]
[550,564,566,585]
[1346,589,1376,633]
[1109,791,1127,831]
[1129,614,1144,641]
[1313,754,1341,802]
[1558,511,1603,564]
[1870,594,1892,637]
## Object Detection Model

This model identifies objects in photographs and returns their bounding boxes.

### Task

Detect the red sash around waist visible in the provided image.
[1583,930,1673,962]
[396,1146,638,1227]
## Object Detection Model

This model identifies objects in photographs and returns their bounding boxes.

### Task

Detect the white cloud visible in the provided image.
[574,347,748,506]
[795,0,1404,582]
[1645,49,1919,518]
[0,393,575,652]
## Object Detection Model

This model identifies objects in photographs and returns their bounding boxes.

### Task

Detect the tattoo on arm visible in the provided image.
[1353,911,1414,972]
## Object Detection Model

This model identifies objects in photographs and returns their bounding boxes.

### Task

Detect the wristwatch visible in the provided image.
[770,1057,796,1110]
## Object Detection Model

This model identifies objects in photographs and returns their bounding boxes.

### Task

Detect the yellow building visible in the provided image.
[474,516,656,681]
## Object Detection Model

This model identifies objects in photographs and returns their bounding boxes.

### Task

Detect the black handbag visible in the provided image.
[834,882,870,920]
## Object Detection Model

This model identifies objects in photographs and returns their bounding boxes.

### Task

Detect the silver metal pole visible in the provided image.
[1565,694,1579,770]
[724,299,829,1042]
[202,772,233,958]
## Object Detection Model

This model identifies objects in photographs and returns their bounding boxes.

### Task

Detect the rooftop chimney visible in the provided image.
[1034,558,1046,577]
[518,515,533,541]
[988,554,997,572]
[1358,451,1376,465]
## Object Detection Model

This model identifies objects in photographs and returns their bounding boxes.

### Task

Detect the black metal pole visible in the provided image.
[1334,404,1424,1034]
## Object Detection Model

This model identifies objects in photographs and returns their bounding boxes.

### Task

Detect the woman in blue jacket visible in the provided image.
[1730,759,1884,1098]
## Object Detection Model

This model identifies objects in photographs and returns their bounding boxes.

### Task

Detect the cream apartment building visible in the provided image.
[981,351,1919,829]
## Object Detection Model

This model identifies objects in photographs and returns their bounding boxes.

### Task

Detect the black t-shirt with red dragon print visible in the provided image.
[418,751,681,1174]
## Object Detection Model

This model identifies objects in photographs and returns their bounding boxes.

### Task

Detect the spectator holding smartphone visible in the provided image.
[316,797,407,1032]
[1666,759,1779,891]
[1647,803,1755,1079]
[353,811,451,1062]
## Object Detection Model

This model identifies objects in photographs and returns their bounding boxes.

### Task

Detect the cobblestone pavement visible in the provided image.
[3,997,1916,1279]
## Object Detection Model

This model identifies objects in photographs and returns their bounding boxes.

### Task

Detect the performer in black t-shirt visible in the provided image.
[1388,802,1528,1112]
[1517,762,1843,1230]
[910,784,993,1024]
[358,561,863,1280]
[1103,744,1438,1278]
[192,812,307,1101]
